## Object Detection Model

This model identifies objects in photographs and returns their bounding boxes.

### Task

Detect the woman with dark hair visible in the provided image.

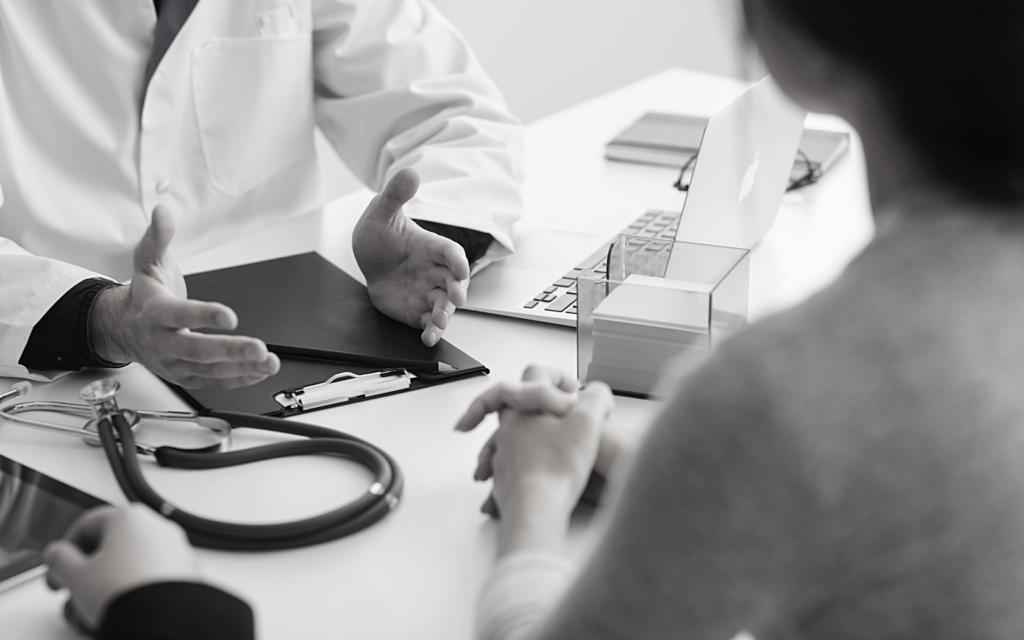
[41,0,1024,638]
[460,0,1024,638]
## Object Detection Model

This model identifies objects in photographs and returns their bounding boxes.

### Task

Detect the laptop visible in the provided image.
[465,75,808,327]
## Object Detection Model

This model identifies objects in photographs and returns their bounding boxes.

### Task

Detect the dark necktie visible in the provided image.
[144,0,201,89]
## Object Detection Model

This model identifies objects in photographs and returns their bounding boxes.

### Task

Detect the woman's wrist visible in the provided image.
[497,478,576,557]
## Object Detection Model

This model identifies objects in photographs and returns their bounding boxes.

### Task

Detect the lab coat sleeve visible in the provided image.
[311,0,525,262]
[0,228,102,380]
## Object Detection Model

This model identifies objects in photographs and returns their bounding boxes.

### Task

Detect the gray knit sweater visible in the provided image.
[483,202,1024,640]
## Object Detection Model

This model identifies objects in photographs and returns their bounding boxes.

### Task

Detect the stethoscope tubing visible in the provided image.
[96,410,404,552]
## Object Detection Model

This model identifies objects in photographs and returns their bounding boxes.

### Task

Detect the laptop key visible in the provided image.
[545,293,577,313]
[553,278,575,287]
[544,286,557,294]
[524,300,539,309]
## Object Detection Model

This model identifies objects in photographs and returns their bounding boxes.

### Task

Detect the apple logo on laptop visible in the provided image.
[739,150,760,204]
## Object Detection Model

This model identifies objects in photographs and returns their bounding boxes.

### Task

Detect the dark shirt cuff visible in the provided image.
[414,220,493,266]
[19,278,127,371]
[98,582,254,640]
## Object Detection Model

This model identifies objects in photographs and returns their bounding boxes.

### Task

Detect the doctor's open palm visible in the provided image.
[88,206,280,389]
[353,168,471,347]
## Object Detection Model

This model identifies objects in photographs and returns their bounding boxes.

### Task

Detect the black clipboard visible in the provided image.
[173,252,488,416]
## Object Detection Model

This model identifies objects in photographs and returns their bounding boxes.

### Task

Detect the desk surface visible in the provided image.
[0,68,873,640]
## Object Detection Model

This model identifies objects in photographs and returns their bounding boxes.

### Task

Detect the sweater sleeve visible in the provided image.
[97,582,254,640]
[476,550,576,640]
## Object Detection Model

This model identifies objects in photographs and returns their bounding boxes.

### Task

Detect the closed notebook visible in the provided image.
[174,252,488,416]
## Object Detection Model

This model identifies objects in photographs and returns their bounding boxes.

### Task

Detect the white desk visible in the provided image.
[0,68,873,639]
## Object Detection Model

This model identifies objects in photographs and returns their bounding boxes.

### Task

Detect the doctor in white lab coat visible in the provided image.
[0,0,523,387]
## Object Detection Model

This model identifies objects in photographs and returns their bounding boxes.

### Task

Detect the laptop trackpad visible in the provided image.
[498,229,603,271]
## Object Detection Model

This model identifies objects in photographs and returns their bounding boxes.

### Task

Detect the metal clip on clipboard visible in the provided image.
[274,370,417,411]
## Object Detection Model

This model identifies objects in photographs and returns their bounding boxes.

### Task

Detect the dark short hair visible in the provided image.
[746,0,1024,203]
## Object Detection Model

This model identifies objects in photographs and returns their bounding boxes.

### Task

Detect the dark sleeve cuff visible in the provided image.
[18,278,127,371]
[98,582,254,640]
[414,220,493,266]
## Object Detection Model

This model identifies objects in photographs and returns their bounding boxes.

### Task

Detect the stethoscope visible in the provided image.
[0,379,402,552]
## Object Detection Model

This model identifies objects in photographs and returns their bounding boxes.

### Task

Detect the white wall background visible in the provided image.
[431,0,745,122]
[318,0,747,198]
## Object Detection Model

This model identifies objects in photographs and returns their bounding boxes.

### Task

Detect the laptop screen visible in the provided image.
[672,75,807,253]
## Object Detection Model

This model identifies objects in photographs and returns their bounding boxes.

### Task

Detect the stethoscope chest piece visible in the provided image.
[77,379,231,452]
[82,409,140,447]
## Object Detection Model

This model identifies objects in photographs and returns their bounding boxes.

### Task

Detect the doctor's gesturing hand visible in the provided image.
[88,207,280,389]
[354,168,471,347]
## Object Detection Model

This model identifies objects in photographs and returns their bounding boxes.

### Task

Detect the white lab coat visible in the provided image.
[0,0,524,380]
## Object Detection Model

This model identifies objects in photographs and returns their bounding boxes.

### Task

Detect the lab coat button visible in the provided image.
[155,180,170,193]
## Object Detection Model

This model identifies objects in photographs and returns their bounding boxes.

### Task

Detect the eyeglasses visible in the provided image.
[673,149,822,193]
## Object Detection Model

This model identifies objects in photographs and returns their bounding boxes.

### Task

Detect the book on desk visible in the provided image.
[175,252,488,416]
[605,111,850,181]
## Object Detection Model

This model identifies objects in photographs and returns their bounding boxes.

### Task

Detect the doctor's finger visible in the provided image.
[446,273,469,309]
[417,234,470,288]
[174,372,273,390]
[133,206,176,268]
[436,236,471,282]
[521,365,581,393]
[420,316,440,348]
[418,263,459,294]
[366,168,420,224]
[170,332,270,364]
[165,354,280,380]
[148,297,238,331]
[426,289,454,332]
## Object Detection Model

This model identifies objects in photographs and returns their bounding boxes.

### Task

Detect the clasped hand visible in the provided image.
[456,366,618,544]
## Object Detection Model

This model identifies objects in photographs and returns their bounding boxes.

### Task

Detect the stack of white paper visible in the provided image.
[586,274,711,395]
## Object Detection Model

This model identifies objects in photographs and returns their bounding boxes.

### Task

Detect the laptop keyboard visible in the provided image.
[523,209,682,315]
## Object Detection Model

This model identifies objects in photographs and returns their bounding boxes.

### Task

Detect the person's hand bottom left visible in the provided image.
[43,505,202,633]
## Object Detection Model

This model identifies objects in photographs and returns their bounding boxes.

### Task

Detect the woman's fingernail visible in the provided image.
[427,330,438,345]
